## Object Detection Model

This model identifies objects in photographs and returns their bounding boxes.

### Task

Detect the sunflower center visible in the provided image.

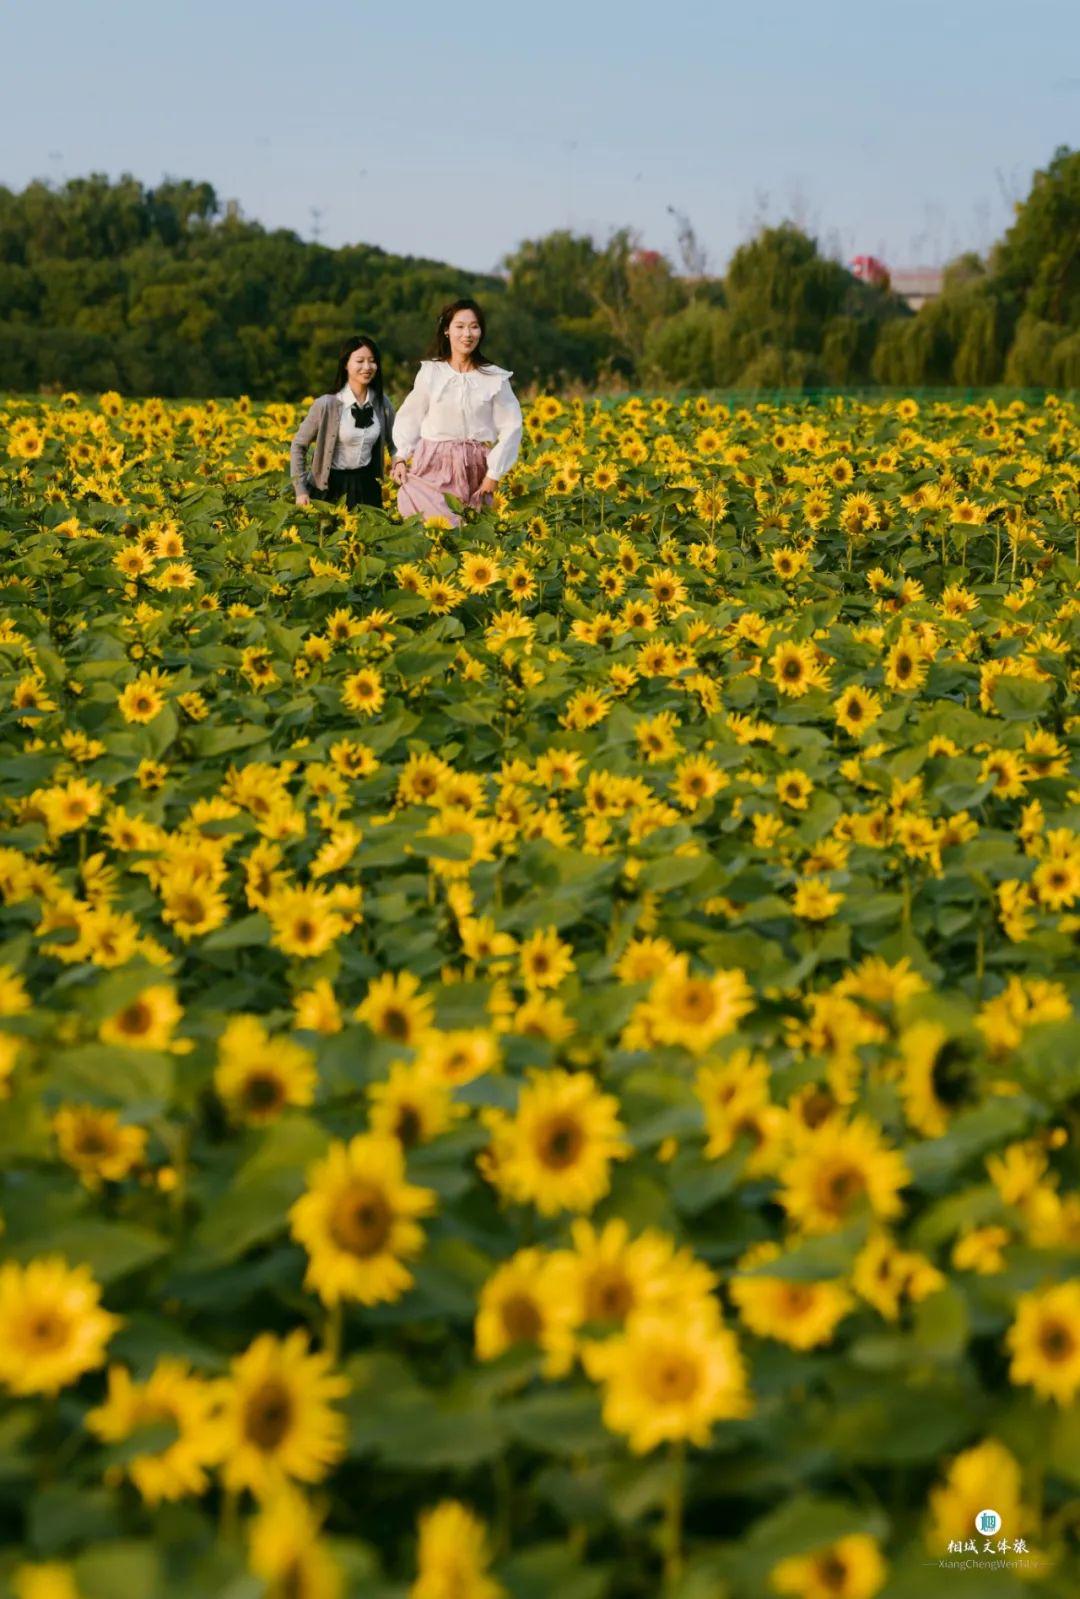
[380,1006,410,1041]
[501,1293,542,1343]
[931,1042,977,1107]
[1039,1319,1074,1362]
[815,1553,849,1591]
[819,1161,866,1213]
[23,1310,71,1353]
[74,1126,113,1156]
[293,919,317,946]
[673,982,715,1024]
[394,1105,423,1149]
[242,1071,286,1113]
[329,1183,393,1256]
[783,658,804,681]
[536,1115,584,1170]
[783,1284,815,1315]
[646,1353,698,1404]
[117,999,153,1036]
[585,1269,635,1323]
[244,1379,294,1451]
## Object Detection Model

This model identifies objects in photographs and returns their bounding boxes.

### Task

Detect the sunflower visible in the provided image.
[213,1329,349,1498]
[694,1050,788,1175]
[0,965,31,1017]
[396,751,451,805]
[563,1218,716,1351]
[117,674,166,724]
[37,777,105,837]
[883,638,927,692]
[410,1500,506,1599]
[248,1485,344,1599]
[777,769,814,810]
[52,1105,147,1187]
[634,710,681,764]
[770,1535,887,1599]
[583,1303,752,1454]
[839,492,879,537]
[925,1438,1029,1552]
[85,1358,221,1504]
[214,1015,317,1124]
[474,1247,578,1371]
[771,640,818,698]
[780,1116,909,1235]
[415,1027,501,1087]
[341,667,385,715]
[630,954,754,1055]
[483,1067,629,1216]
[354,970,435,1045]
[851,1230,945,1320]
[265,886,347,958]
[459,552,501,592]
[292,978,343,1036]
[730,1241,853,1349]
[1005,1280,1080,1406]
[159,874,229,940]
[896,1021,981,1137]
[98,983,183,1050]
[792,880,845,920]
[833,684,882,737]
[368,1060,465,1148]
[288,1133,437,1306]
[0,1257,120,1395]
[518,926,575,991]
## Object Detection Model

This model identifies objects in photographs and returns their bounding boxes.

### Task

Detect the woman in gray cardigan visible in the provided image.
[290,335,399,509]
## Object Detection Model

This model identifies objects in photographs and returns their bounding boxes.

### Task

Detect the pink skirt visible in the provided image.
[397,439,491,527]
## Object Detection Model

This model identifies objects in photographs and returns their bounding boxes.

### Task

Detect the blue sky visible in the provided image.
[3,0,1077,274]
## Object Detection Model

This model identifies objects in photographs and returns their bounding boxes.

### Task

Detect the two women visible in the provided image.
[290,299,522,527]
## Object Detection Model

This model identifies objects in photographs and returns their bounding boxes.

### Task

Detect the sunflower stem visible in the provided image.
[219,1485,240,1543]
[662,1439,686,1591]
[323,1300,343,1363]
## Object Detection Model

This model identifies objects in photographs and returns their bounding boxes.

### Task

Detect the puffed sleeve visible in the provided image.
[485,377,523,481]
[391,366,429,461]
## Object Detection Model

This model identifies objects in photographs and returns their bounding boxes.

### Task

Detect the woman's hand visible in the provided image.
[478,476,498,497]
[390,459,409,486]
[295,494,311,507]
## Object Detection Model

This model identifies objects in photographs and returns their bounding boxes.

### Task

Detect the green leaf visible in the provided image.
[991,677,1053,719]
[43,1043,174,1107]
[7,1220,168,1284]
[913,1285,970,1362]
[502,1388,609,1457]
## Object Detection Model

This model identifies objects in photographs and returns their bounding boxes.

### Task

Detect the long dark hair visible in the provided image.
[331,335,385,399]
[424,298,495,368]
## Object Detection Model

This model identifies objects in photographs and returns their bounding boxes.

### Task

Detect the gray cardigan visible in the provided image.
[290,390,398,499]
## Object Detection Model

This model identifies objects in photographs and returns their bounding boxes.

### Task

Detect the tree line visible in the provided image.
[0,147,1076,397]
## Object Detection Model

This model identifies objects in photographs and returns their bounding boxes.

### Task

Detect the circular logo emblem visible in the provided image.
[975,1509,1002,1536]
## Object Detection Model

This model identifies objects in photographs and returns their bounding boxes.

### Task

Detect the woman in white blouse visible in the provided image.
[290,335,398,509]
[391,299,522,525]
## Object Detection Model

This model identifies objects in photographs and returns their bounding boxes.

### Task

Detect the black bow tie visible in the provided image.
[350,401,374,429]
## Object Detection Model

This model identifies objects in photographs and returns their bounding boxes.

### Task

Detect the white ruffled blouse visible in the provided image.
[392,360,523,481]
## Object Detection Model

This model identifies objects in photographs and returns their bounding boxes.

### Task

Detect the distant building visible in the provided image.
[850,256,944,312]
[887,268,944,312]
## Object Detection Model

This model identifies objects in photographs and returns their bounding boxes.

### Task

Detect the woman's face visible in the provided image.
[447,310,482,361]
[347,346,378,388]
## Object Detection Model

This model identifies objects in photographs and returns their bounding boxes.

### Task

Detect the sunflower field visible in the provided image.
[0,388,1078,1599]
